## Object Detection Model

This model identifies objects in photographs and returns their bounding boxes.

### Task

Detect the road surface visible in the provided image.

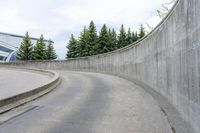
[0,71,173,133]
[0,68,50,100]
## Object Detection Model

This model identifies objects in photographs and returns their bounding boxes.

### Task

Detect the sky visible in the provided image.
[0,0,173,59]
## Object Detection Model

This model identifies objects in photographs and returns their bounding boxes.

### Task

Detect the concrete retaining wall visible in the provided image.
[1,0,200,132]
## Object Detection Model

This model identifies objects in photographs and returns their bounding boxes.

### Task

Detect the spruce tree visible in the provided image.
[65,22,146,57]
[66,34,77,58]
[78,26,88,57]
[126,28,132,45]
[86,21,98,55]
[138,24,145,39]
[117,24,127,48]
[75,40,81,57]
[98,24,109,54]
[108,28,117,51]
[17,32,33,60]
[32,35,46,60]
[46,40,57,60]
[132,31,139,43]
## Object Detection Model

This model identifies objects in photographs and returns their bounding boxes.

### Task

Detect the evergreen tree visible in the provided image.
[117,24,127,48]
[78,26,88,57]
[132,31,139,43]
[126,28,132,45]
[86,21,98,55]
[138,24,145,39]
[32,35,46,60]
[46,40,57,60]
[65,22,146,57]
[98,24,109,54]
[75,40,81,57]
[66,34,77,58]
[17,32,33,60]
[108,28,117,51]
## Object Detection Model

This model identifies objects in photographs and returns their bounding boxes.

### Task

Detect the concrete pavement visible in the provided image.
[0,68,51,100]
[0,71,173,133]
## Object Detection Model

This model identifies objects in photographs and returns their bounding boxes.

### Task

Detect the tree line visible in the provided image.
[66,21,145,58]
[18,32,57,60]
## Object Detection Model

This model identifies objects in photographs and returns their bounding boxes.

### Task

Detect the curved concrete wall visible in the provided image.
[1,0,200,132]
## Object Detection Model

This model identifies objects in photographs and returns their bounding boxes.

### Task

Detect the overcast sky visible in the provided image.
[0,0,173,59]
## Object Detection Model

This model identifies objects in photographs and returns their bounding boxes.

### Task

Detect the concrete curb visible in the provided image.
[0,67,61,114]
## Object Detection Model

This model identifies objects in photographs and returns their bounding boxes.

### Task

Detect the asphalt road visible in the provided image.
[0,71,173,133]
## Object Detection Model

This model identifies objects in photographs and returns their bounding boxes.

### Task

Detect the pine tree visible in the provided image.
[132,31,139,43]
[86,21,98,55]
[78,26,88,57]
[66,34,77,58]
[108,28,117,51]
[126,28,132,45]
[46,40,57,60]
[138,25,145,39]
[32,35,46,60]
[17,32,33,60]
[75,40,81,57]
[117,24,127,48]
[98,24,109,54]
[65,22,146,57]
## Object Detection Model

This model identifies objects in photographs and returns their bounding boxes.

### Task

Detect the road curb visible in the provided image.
[0,67,61,114]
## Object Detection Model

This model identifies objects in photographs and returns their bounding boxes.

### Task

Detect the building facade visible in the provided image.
[0,32,53,62]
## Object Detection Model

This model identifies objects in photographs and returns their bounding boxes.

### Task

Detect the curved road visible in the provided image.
[0,71,173,133]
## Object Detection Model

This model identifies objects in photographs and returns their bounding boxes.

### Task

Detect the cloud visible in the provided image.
[0,0,171,59]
